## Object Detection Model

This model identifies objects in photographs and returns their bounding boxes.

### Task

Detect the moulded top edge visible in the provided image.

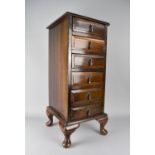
[47,12,110,29]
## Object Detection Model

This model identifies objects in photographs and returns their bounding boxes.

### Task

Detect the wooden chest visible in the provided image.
[46,12,110,148]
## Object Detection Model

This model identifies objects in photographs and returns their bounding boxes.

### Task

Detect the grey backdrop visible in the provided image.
[26,0,129,117]
[26,0,129,154]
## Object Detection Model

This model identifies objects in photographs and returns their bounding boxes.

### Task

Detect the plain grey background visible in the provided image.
[26,0,130,154]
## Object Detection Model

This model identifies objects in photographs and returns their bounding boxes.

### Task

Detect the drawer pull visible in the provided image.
[88,59,93,66]
[88,41,91,49]
[89,24,94,32]
[87,109,91,116]
[87,76,92,84]
[86,92,91,100]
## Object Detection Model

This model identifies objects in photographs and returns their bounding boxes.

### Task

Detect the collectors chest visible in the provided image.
[46,12,110,148]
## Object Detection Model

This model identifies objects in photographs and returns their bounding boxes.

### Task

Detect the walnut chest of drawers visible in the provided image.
[46,12,110,148]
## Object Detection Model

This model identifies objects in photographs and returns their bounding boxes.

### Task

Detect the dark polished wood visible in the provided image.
[73,17,106,39]
[96,115,108,135]
[48,14,69,120]
[72,54,105,70]
[59,122,80,148]
[72,36,106,55]
[71,72,104,90]
[71,103,103,121]
[46,12,110,148]
[46,106,53,127]
[71,88,104,105]
[46,105,107,126]
[47,12,110,29]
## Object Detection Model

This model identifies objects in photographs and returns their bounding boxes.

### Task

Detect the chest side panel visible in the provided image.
[48,16,69,120]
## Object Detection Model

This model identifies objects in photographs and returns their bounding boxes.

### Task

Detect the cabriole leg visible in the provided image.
[59,122,80,148]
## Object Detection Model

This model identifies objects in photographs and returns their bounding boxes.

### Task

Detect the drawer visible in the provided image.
[73,17,106,39]
[71,89,104,105]
[71,104,103,121]
[72,72,104,90]
[72,36,106,55]
[72,54,105,70]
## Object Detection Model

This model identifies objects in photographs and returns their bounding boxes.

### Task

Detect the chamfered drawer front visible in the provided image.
[73,17,106,39]
[71,104,103,121]
[72,72,104,90]
[71,89,104,105]
[72,54,105,70]
[72,36,106,55]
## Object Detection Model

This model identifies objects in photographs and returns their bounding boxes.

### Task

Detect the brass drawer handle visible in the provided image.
[89,24,94,32]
